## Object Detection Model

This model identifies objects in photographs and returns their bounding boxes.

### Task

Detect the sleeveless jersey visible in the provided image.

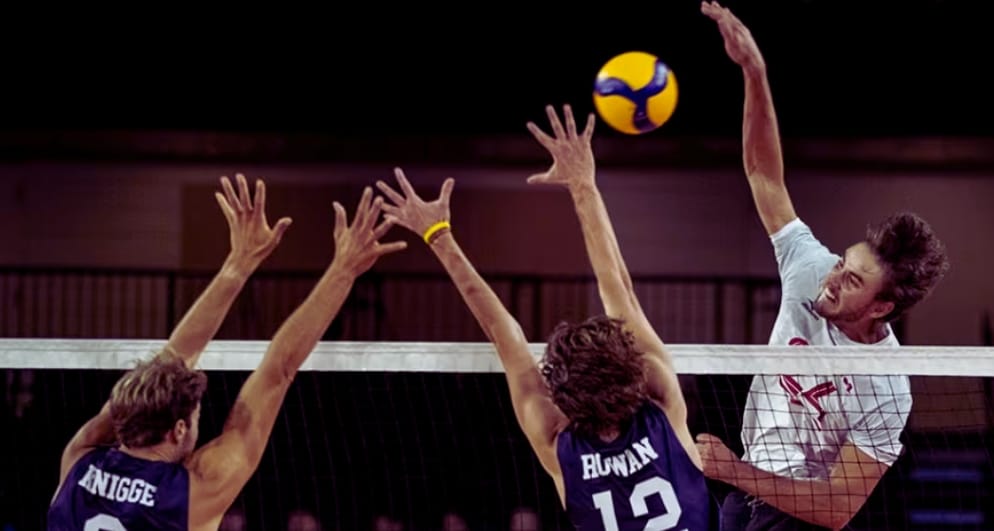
[557,402,711,530]
[48,446,189,531]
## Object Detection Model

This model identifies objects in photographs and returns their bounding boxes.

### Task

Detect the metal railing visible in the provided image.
[0,267,782,344]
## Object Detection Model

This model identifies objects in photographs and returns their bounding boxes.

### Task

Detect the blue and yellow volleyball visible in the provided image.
[593,51,679,135]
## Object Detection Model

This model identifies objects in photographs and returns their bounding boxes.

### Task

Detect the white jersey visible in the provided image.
[741,218,912,480]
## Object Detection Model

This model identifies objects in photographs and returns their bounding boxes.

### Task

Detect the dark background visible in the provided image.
[0,1,990,139]
[1,1,993,530]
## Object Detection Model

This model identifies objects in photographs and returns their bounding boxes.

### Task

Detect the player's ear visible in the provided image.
[171,418,189,441]
[869,299,894,320]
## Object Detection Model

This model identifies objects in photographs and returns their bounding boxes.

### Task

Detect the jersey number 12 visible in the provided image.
[592,476,685,531]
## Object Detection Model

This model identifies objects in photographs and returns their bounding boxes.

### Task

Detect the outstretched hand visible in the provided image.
[525,104,596,189]
[214,173,293,267]
[331,187,407,275]
[376,167,454,243]
[701,1,766,73]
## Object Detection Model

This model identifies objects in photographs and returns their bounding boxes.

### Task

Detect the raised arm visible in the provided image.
[702,1,797,235]
[697,435,887,530]
[164,173,292,368]
[57,173,291,486]
[185,188,406,527]
[375,169,569,479]
[525,106,659,352]
[524,106,687,416]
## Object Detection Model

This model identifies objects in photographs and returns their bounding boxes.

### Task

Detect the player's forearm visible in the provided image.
[727,460,863,530]
[742,66,785,189]
[568,183,640,318]
[164,254,257,367]
[266,264,356,379]
[429,232,529,357]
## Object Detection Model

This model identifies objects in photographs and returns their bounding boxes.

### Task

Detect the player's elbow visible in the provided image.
[599,284,640,319]
[492,321,527,350]
[827,516,853,531]
[819,497,863,531]
[257,355,296,388]
[822,515,850,531]
[744,158,769,185]
[611,278,639,310]
[801,511,849,531]
[277,356,304,384]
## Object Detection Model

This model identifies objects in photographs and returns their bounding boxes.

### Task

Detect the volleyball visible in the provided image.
[593,51,679,135]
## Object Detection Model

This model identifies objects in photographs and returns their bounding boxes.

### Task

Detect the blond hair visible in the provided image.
[109,353,207,447]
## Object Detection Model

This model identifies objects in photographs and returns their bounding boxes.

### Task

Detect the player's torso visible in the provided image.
[557,403,710,531]
[742,297,900,478]
[48,447,189,531]
[745,372,857,478]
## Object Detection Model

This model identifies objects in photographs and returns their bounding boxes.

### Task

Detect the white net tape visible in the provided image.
[2,339,992,376]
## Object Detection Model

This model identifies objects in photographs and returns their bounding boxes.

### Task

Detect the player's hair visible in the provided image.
[540,315,648,438]
[109,353,207,447]
[865,212,949,322]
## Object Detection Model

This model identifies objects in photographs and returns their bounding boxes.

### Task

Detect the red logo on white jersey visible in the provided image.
[779,375,838,429]
[788,337,809,346]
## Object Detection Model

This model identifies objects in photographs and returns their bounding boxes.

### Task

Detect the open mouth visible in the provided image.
[820,288,838,304]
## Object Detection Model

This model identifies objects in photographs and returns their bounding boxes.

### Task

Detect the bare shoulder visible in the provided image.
[185,433,250,527]
[54,446,97,504]
[643,355,686,416]
[521,394,569,470]
[60,446,95,481]
[545,431,566,505]
[644,396,703,470]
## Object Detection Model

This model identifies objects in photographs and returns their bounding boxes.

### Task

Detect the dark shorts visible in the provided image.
[719,490,846,531]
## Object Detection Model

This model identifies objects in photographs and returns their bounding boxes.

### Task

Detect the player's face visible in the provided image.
[814,242,890,323]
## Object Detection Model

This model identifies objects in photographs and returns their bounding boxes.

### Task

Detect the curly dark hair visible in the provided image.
[109,353,207,448]
[865,212,950,322]
[540,315,648,439]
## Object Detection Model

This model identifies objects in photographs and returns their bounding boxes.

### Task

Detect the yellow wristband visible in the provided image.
[423,220,451,244]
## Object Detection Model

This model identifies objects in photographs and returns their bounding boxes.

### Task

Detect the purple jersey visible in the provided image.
[48,447,189,530]
[557,402,711,531]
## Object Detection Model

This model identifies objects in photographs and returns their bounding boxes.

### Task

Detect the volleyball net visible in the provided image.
[1,340,992,530]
